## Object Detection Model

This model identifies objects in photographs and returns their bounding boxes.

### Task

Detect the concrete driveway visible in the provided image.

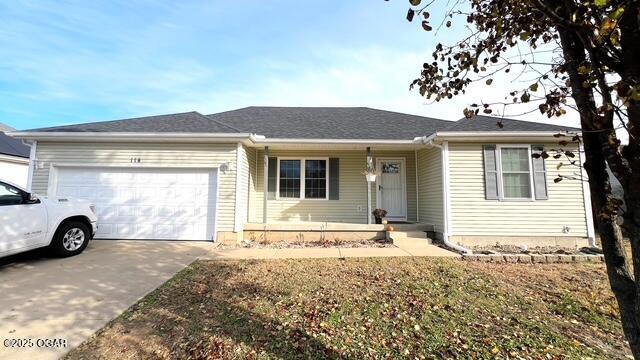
[0,240,211,360]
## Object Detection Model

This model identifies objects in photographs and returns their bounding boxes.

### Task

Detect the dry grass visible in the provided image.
[66,258,630,359]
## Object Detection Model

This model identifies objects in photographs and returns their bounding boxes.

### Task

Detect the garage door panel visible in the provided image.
[55,167,217,241]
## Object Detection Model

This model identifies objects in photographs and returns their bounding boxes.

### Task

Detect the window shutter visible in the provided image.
[267,157,277,200]
[482,145,499,200]
[532,145,548,200]
[329,158,339,200]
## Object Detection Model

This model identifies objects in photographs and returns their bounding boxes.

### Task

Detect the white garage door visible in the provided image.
[55,167,218,241]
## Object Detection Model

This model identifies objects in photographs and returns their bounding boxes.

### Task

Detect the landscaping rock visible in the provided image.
[503,255,518,263]
[490,254,505,262]
[545,255,560,263]
[517,255,532,263]
[558,255,572,263]
[572,255,587,262]
[531,255,546,263]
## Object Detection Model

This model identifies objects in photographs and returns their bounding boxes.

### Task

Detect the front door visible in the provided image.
[376,158,407,221]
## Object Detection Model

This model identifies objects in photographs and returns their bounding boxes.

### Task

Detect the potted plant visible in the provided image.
[372,208,387,224]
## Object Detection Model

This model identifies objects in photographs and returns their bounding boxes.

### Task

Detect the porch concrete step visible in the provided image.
[393,237,433,246]
[390,231,429,239]
[389,224,434,232]
[390,230,432,246]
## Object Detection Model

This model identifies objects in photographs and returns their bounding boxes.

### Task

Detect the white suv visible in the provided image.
[0,180,98,259]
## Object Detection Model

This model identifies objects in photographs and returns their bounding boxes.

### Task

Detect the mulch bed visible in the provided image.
[222,238,395,249]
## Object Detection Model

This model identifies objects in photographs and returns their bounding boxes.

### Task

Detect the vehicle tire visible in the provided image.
[49,221,90,258]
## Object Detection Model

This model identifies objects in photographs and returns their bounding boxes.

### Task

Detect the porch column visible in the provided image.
[366,146,372,224]
[263,146,269,224]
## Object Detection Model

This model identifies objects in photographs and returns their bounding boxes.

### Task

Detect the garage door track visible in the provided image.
[0,240,210,360]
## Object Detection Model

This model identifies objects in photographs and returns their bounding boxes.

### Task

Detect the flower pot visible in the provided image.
[365,173,377,182]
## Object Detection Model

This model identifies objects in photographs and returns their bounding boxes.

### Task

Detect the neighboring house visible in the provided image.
[10,107,594,249]
[0,123,30,188]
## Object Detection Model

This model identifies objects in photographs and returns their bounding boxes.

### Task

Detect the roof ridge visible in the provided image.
[199,113,244,132]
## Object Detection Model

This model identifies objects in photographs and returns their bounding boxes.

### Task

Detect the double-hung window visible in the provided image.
[277,158,328,200]
[498,146,533,200]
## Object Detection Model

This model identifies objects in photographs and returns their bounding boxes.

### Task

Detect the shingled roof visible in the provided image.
[29,111,240,134]
[445,115,580,132]
[205,107,454,140]
[0,132,30,158]
[21,107,580,140]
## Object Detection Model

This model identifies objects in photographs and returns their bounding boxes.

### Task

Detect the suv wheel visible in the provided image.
[49,221,90,257]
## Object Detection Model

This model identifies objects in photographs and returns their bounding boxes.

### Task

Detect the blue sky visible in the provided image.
[0,0,580,130]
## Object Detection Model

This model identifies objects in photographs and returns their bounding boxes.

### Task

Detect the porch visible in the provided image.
[245,146,429,225]
[242,222,436,244]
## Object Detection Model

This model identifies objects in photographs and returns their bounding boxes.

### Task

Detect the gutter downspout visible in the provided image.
[578,143,597,247]
[23,140,36,192]
[422,135,471,254]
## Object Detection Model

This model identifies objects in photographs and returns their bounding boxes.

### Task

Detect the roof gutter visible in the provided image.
[8,132,421,146]
[9,131,262,145]
[252,138,417,145]
[421,130,577,143]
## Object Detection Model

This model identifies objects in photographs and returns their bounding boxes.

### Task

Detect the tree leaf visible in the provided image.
[409,0,422,5]
[422,21,432,31]
[594,0,609,8]
[407,9,415,22]
[486,79,493,85]
[529,83,538,92]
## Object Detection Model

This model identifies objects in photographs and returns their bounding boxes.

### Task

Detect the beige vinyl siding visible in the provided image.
[249,150,417,224]
[448,142,588,237]
[32,141,239,233]
[416,147,444,234]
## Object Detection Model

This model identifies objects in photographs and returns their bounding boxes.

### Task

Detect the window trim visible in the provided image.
[276,157,330,200]
[495,144,535,201]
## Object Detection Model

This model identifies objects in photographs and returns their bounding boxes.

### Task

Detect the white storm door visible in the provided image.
[376,158,407,221]
[54,167,217,241]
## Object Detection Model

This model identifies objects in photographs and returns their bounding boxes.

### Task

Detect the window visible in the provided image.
[278,160,301,198]
[305,160,327,199]
[0,182,25,206]
[277,158,328,200]
[499,147,532,199]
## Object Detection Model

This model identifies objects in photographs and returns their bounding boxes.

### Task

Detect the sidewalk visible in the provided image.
[202,243,460,260]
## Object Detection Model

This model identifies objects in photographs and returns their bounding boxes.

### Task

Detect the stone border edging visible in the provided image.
[462,254,604,263]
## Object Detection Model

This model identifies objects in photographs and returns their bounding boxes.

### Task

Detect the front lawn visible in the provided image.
[66,258,629,359]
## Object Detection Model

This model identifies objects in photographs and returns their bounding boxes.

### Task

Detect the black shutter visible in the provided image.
[267,157,277,200]
[482,145,499,200]
[329,158,339,200]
